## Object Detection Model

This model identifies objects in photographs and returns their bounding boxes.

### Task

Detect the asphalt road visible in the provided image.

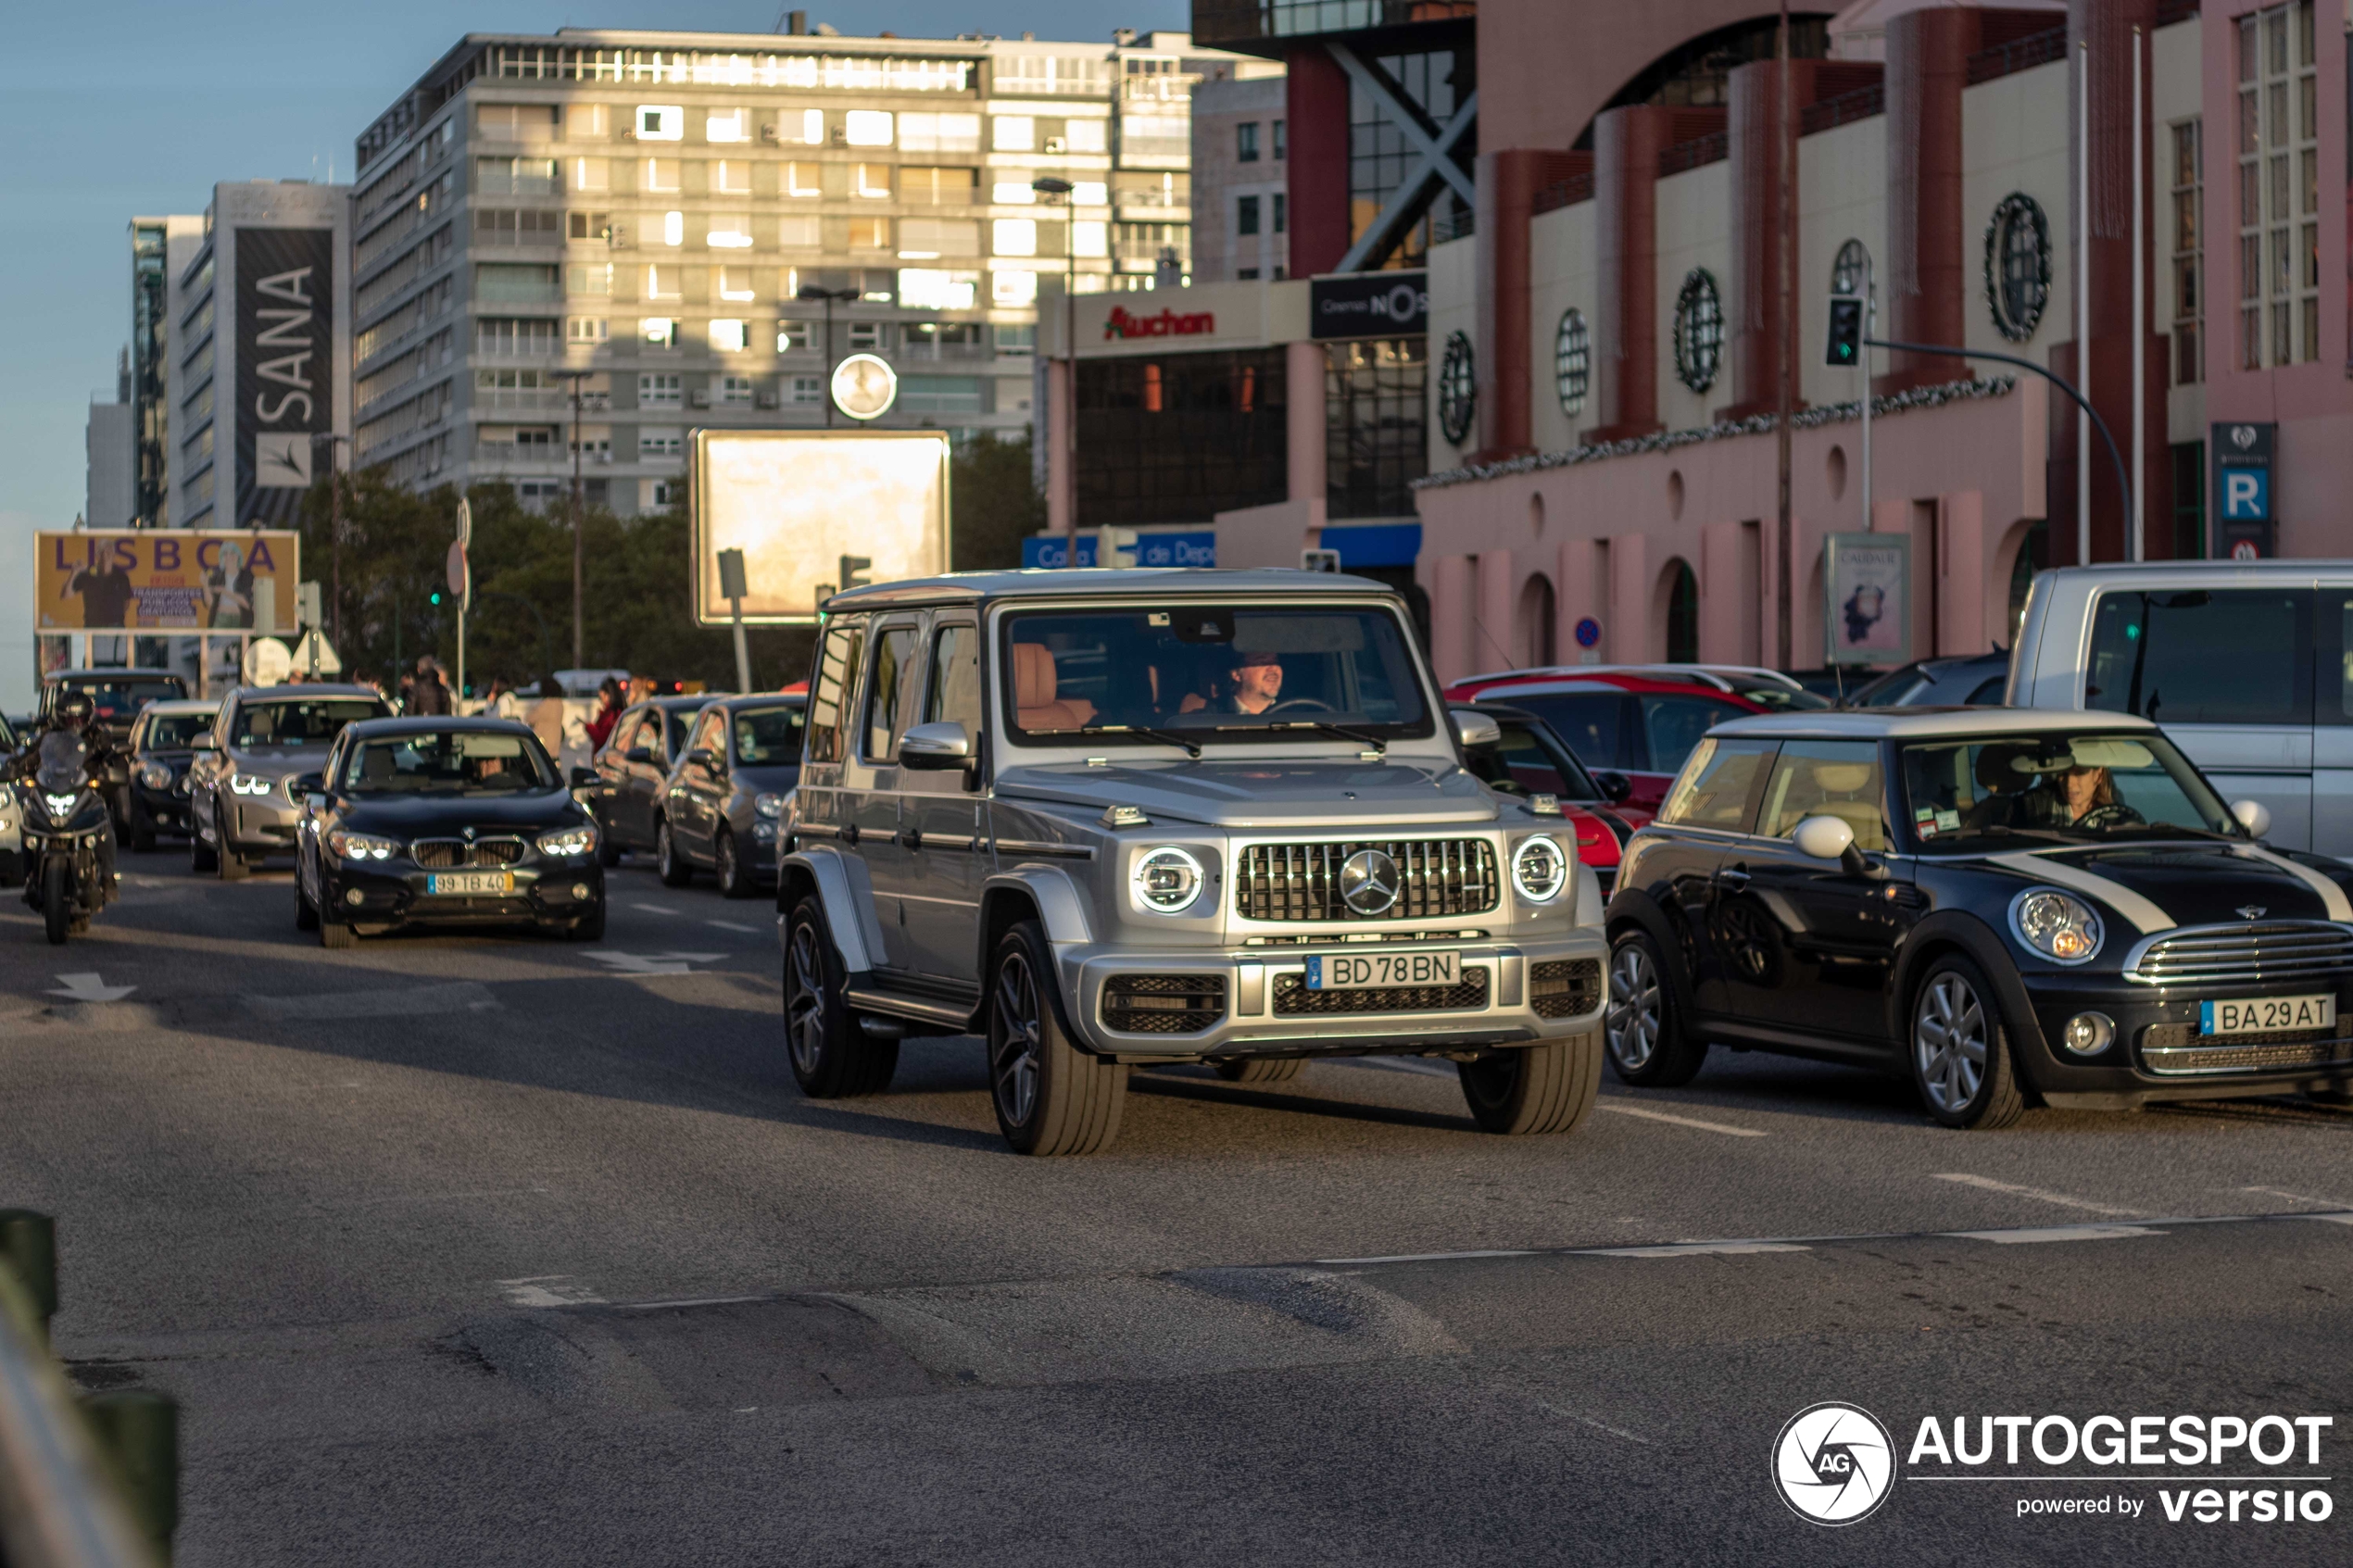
[2,848,2349,1564]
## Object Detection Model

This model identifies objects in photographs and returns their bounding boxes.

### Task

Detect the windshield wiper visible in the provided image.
[1070,723,1202,759]
[1216,721,1388,757]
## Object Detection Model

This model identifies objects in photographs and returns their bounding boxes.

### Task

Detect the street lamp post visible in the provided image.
[550,368,593,671]
[311,433,353,656]
[796,284,861,429]
[1031,177,1076,543]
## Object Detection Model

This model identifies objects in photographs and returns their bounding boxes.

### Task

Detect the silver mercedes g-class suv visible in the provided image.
[778,569,1610,1155]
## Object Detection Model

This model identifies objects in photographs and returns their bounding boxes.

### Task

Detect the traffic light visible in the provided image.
[839,554,873,593]
[429,589,443,607]
[1826,296,1864,368]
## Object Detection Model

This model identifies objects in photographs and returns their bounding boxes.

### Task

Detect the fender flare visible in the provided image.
[780,845,887,974]
[1603,886,1702,1029]
[1888,909,2052,1086]
[979,866,1093,954]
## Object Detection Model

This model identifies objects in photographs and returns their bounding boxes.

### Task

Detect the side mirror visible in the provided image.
[570,766,602,790]
[1449,708,1503,750]
[191,734,217,752]
[291,771,325,796]
[1793,814,1856,861]
[1593,770,1632,804]
[900,720,974,771]
[625,746,653,764]
[686,747,718,770]
[2232,798,2272,838]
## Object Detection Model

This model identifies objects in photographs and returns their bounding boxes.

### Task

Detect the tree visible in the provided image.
[951,431,1044,571]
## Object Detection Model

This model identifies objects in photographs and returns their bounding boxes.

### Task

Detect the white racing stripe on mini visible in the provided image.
[1984,851,2175,935]
[2231,844,2353,922]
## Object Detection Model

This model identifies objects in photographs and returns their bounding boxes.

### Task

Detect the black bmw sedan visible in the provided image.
[1603,709,2353,1128]
[290,718,606,948]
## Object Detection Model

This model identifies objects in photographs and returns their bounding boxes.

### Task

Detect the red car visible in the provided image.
[1452,700,1645,893]
[1443,668,1776,812]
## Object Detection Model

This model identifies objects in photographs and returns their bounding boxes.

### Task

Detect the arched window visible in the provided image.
[1666,561,1700,663]
[1831,238,1869,297]
[1554,309,1591,415]
[1672,270,1722,393]
[1438,330,1477,445]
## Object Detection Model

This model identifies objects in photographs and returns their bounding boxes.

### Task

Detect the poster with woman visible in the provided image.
[1823,532,1911,667]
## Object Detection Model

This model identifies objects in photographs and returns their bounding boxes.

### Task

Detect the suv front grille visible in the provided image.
[413,836,529,870]
[1236,839,1499,922]
[1101,974,1226,1035]
[2126,922,2353,985]
[1530,959,1603,1020]
[1273,966,1490,1015]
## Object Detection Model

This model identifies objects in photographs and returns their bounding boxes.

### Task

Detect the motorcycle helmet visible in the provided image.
[53,692,96,734]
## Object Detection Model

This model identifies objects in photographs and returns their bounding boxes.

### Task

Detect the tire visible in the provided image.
[784,897,897,1097]
[654,819,693,887]
[597,834,622,869]
[190,811,218,873]
[295,854,320,931]
[1908,954,2027,1131]
[1215,1058,1306,1084]
[988,919,1126,1155]
[1604,928,1707,1086]
[566,899,607,942]
[1458,1030,1604,1135]
[320,919,358,949]
[215,810,249,883]
[41,859,70,947]
[715,828,755,900]
[129,802,156,855]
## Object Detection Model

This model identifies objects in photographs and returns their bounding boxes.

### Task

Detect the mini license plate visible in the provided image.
[427,872,515,896]
[1304,951,1460,991]
[2199,994,2336,1036]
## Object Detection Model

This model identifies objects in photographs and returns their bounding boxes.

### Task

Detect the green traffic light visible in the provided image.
[430,591,442,605]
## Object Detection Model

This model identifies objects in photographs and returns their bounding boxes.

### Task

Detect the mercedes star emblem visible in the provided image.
[1340,848,1401,916]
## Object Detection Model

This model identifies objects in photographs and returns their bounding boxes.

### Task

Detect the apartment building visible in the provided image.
[1189,61,1290,282]
[349,25,1248,514]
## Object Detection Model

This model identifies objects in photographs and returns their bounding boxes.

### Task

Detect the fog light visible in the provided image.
[571,882,591,900]
[344,887,365,907]
[2061,1011,2115,1057]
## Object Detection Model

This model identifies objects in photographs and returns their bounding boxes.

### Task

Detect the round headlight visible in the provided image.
[1133,846,1205,914]
[139,761,171,790]
[2009,887,2104,965]
[1512,834,1569,903]
[754,791,786,820]
[2061,1011,2116,1057]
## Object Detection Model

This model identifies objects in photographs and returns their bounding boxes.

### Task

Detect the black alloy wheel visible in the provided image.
[716,828,755,900]
[1604,928,1707,1086]
[655,819,693,887]
[1908,954,2027,1130]
[1457,1031,1603,1135]
[987,919,1126,1155]
[784,897,895,1097]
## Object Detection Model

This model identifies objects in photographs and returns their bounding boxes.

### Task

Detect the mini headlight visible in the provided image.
[753,791,787,820]
[537,824,598,858]
[1512,834,1569,903]
[1133,846,1205,914]
[2009,887,2104,965]
[327,830,400,861]
[139,761,172,790]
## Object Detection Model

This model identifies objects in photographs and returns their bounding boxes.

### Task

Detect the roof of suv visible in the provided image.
[229,684,384,703]
[1710,708,2159,741]
[824,567,1398,611]
[135,698,220,719]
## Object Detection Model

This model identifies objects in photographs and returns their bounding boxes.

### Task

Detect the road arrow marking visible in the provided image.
[582,951,725,976]
[49,972,136,1003]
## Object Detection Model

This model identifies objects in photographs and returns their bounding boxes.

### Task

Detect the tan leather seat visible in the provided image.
[1013,642,1095,731]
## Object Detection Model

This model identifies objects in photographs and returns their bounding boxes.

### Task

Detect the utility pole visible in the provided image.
[551,368,593,671]
[797,284,860,428]
[1774,1,1794,669]
[1034,177,1078,541]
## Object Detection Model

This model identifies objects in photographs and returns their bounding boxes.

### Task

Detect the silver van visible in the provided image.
[2008,562,2353,857]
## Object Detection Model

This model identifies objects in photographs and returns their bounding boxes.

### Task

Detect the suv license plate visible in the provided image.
[1305,951,1459,991]
[427,872,515,896]
[2200,994,2335,1036]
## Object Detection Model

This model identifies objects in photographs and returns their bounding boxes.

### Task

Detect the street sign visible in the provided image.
[1309,271,1428,340]
[445,541,469,599]
[1574,617,1602,649]
[244,636,294,686]
[288,630,343,675]
[1301,548,1342,573]
[716,547,749,602]
[2210,421,2275,558]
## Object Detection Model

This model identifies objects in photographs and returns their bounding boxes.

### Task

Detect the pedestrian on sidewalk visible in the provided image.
[409,655,451,717]
[585,675,623,755]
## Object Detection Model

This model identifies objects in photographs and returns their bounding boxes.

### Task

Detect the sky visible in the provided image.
[0,0,1186,707]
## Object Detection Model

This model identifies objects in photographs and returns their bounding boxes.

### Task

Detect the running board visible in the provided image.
[845,987,977,1030]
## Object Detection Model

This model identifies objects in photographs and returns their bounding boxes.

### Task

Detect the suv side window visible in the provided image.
[1658,738,1776,831]
[805,621,864,764]
[863,624,925,762]
[924,623,982,733]
[2086,588,2312,724]
[1755,741,1888,849]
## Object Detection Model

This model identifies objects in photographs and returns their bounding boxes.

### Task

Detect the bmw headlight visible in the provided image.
[139,761,172,790]
[2009,887,2104,965]
[753,791,787,820]
[537,824,598,858]
[1133,846,1205,914]
[327,830,400,861]
[1512,834,1569,903]
[230,772,273,797]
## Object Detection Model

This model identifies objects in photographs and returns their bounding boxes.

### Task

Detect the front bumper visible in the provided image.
[326,859,605,928]
[2013,971,2353,1107]
[224,794,302,857]
[1057,929,1610,1061]
[132,782,193,834]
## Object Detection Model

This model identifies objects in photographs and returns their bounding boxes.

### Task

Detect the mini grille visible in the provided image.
[1101,974,1226,1035]
[1273,966,1490,1015]
[1236,840,1498,922]
[2139,1022,2353,1076]
[412,837,528,870]
[1530,958,1604,1020]
[2128,922,2353,985]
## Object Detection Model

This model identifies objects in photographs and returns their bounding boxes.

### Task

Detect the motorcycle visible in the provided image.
[14,734,119,946]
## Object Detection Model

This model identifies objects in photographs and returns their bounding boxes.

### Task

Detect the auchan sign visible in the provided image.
[1104,306,1215,340]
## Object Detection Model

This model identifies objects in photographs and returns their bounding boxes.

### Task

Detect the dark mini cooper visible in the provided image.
[1604,709,2353,1128]
[291,718,607,948]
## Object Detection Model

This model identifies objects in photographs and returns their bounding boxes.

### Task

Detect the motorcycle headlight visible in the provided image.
[139,761,172,790]
[1512,834,1569,903]
[753,791,787,820]
[537,824,598,858]
[1132,846,1205,914]
[2009,887,2104,965]
[326,830,400,861]
[44,793,81,821]
[230,772,273,796]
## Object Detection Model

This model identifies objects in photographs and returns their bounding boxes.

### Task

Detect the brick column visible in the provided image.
[1430,553,1478,685]
[1584,107,1678,442]
[1878,6,1975,395]
[1475,150,1586,462]
[1286,341,1327,504]
[1285,48,1352,279]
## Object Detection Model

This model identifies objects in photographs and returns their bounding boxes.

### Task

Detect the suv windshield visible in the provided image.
[58,678,183,723]
[732,704,804,764]
[231,698,386,748]
[141,714,210,750]
[1002,605,1429,744]
[343,731,557,795]
[1898,732,2237,848]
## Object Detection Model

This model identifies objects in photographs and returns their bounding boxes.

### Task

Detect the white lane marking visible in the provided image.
[49,972,136,1003]
[1576,1241,1809,1258]
[1932,1172,2145,1217]
[2243,1185,2353,1210]
[583,951,724,976]
[1598,1102,1767,1137]
[1944,1224,2163,1245]
[250,982,499,1019]
[497,1276,606,1308]
[1534,1404,1654,1445]
[705,920,761,934]
[2296,1212,2353,1227]
[633,903,681,914]
[1315,1248,1535,1266]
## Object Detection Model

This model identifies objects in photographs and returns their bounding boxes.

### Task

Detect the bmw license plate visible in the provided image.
[2199,994,2335,1036]
[427,872,514,896]
[1305,951,1459,991]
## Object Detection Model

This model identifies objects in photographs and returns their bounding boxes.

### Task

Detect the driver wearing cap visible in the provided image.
[1177,648,1284,716]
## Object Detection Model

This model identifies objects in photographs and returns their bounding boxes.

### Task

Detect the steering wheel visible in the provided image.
[2075,803,2145,831]
[1265,697,1335,714]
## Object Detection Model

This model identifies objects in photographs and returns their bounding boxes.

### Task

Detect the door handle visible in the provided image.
[1717,865,1751,890]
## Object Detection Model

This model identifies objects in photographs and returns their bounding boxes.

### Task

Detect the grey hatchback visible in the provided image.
[656,695,805,897]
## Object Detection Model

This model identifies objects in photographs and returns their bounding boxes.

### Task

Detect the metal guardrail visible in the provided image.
[0,1211,175,1568]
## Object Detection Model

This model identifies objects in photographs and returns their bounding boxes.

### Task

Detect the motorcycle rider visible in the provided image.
[8,691,121,903]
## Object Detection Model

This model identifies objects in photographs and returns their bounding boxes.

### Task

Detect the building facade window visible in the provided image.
[1238,121,1260,163]
[1671,270,1723,393]
[1326,338,1427,520]
[1076,349,1288,524]
[2237,2,2319,368]
[2172,118,2204,384]
[1238,195,1261,237]
[638,372,683,407]
[1273,119,1286,160]
[1348,46,1470,270]
[1437,330,1476,445]
[1982,194,2050,342]
[1831,237,1869,297]
[1554,308,1590,415]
